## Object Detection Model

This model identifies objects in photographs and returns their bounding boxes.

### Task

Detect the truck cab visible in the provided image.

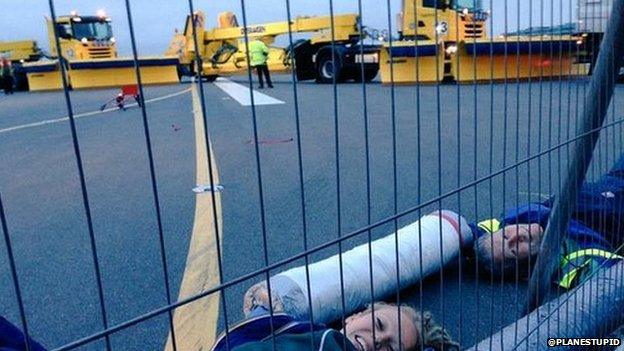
[399,0,487,41]
[48,11,117,60]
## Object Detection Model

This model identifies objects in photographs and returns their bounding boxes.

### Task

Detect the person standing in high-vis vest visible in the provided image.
[472,154,624,290]
[248,39,273,89]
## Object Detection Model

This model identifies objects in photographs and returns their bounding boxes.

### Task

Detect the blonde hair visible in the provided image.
[364,302,459,351]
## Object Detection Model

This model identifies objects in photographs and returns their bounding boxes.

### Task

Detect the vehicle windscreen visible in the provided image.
[422,0,446,9]
[72,21,113,40]
[452,0,483,11]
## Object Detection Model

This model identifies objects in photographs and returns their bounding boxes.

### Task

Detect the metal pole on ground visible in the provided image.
[468,261,624,350]
[526,0,624,312]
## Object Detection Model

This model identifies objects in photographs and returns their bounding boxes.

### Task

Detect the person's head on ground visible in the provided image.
[343,302,458,351]
[243,282,457,350]
[474,223,543,278]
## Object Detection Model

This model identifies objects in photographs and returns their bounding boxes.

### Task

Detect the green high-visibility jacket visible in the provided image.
[248,40,269,67]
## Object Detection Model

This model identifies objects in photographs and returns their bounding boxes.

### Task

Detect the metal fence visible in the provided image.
[2,0,624,350]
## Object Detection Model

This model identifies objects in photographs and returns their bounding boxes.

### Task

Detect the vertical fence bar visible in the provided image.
[185,1,232,349]
[412,2,426,350]
[513,0,523,345]
[121,1,177,349]
[433,0,447,342]
[0,193,31,351]
[471,0,482,347]
[353,0,379,348]
[487,0,495,347]
[384,0,403,349]
[325,1,349,349]
[46,1,111,349]
[237,1,278,349]
[500,0,510,348]
[454,2,464,348]
[526,0,624,312]
[283,0,315,349]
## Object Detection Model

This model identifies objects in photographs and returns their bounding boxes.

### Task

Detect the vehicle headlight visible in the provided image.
[110,37,116,44]
[81,37,88,44]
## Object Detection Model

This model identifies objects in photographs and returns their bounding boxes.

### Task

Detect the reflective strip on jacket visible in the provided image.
[558,248,623,289]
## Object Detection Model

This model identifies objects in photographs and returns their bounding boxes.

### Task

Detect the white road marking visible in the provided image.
[213,77,284,106]
[0,88,191,135]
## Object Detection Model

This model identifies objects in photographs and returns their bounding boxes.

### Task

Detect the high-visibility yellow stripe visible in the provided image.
[558,259,592,289]
[561,248,624,266]
[477,219,501,234]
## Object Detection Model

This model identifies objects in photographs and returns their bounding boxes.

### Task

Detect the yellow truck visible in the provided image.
[21,11,179,91]
[381,0,582,83]
[172,1,582,85]
[169,10,380,83]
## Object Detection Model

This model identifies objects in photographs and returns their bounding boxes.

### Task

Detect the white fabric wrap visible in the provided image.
[270,211,473,324]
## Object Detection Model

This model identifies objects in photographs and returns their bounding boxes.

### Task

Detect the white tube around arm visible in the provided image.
[270,210,473,324]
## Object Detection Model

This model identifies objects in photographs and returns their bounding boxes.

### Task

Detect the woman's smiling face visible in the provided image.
[342,304,418,351]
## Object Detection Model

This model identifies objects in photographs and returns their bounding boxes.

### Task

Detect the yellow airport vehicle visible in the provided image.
[453,35,582,82]
[173,2,583,86]
[0,40,43,90]
[22,11,179,91]
[170,11,380,83]
[0,40,41,62]
[380,0,582,84]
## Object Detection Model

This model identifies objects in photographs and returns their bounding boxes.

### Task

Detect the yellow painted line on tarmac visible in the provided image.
[165,83,223,351]
[0,88,191,135]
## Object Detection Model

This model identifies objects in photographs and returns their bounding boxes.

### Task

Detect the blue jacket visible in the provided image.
[211,307,355,351]
[0,316,47,351]
[471,155,624,287]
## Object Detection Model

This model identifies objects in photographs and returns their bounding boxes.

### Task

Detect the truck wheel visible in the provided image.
[203,75,218,82]
[316,53,343,84]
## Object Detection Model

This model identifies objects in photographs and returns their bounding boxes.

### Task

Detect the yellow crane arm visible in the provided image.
[204,14,361,43]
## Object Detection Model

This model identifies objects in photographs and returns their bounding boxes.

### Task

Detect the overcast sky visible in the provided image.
[1,0,581,55]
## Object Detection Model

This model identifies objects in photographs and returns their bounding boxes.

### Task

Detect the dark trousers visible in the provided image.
[253,64,273,88]
[2,76,14,94]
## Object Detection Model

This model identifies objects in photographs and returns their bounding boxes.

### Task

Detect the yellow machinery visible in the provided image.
[171,11,380,83]
[22,11,179,91]
[380,0,582,84]
[0,40,43,90]
[0,40,41,62]
[171,3,583,85]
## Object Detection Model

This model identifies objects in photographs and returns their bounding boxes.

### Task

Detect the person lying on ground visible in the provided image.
[472,154,624,289]
[210,283,458,351]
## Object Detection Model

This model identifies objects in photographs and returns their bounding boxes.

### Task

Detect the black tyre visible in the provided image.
[316,53,343,84]
[353,68,378,83]
[203,74,218,82]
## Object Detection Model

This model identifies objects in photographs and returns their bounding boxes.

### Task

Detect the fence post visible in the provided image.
[468,261,624,350]
[526,0,624,312]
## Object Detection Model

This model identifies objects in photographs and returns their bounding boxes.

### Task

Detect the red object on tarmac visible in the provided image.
[121,85,139,96]
[99,85,142,111]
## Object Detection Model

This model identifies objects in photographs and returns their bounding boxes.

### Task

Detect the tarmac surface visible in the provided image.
[1,75,624,350]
